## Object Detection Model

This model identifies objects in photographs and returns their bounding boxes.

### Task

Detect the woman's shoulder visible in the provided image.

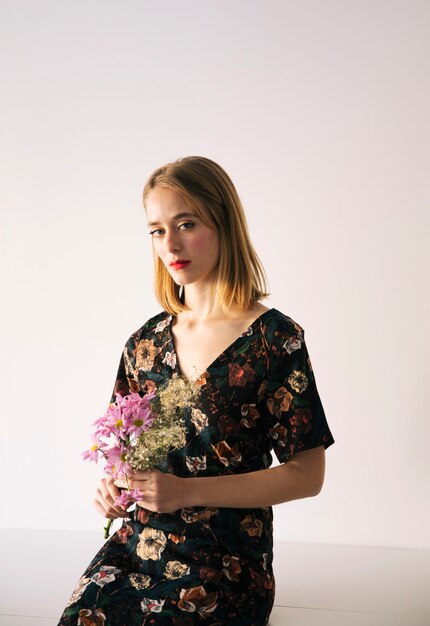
[269,307,305,336]
[124,310,170,346]
[263,308,308,359]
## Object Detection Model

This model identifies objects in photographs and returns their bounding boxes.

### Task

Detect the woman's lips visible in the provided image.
[170,261,191,270]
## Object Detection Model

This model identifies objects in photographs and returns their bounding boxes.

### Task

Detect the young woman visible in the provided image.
[58,156,335,626]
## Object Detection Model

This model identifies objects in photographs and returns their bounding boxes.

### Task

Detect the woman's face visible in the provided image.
[145,187,220,289]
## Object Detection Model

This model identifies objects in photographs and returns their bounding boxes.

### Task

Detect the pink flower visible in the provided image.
[125,405,156,437]
[83,390,160,537]
[104,444,132,478]
[81,434,106,463]
[120,392,156,438]
[104,400,128,439]
[93,413,116,438]
[103,458,120,477]
[90,391,157,442]
[102,392,155,440]
[115,488,144,508]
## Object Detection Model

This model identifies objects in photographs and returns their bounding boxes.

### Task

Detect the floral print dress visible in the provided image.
[57,307,335,626]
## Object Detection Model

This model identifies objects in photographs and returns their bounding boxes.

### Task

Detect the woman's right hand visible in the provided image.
[94,476,130,519]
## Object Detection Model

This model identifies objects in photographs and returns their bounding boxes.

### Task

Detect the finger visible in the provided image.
[128,470,153,481]
[111,500,130,516]
[104,476,122,495]
[101,477,139,514]
[137,499,155,511]
[94,500,113,519]
[100,480,119,503]
[94,497,124,519]
[98,484,128,517]
[105,475,119,489]
[113,479,128,490]
[104,478,141,513]
[96,495,130,519]
[113,481,144,510]
[106,475,129,493]
[127,478,155,492]
[103,479,125,506]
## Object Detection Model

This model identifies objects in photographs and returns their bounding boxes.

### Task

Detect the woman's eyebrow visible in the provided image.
[147,212,196,227]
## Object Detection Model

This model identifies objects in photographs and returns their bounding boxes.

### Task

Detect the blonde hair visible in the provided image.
[142,156,270,317]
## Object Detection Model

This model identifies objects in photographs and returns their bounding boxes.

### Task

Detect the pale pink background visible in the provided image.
[1,0,429,552]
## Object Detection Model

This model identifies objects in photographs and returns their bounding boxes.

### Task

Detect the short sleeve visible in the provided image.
[108,335,140,404]
[264,325,335,463]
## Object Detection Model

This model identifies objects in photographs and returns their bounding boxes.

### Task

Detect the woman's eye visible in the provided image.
[148,222,195,237]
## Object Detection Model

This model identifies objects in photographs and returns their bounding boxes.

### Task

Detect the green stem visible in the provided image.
[104,518,113,539]
[103,476,130,538]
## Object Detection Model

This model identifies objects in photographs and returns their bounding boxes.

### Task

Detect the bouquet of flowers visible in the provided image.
[82,373,201,538]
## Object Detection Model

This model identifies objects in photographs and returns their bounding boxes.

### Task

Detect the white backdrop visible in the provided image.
[1,0,429,550]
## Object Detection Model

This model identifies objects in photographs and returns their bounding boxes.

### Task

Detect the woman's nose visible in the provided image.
[164,229,181,252]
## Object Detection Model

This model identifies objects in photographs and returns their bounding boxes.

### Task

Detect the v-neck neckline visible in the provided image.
[166,307,276,383]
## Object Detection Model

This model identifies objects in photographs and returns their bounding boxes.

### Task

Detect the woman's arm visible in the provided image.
[120,445,326,513]
[189,445,325,508]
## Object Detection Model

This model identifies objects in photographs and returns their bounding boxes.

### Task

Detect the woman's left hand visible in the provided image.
[114,469,189,514]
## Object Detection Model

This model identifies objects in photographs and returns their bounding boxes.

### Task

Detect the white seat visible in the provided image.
[1,530,429,626]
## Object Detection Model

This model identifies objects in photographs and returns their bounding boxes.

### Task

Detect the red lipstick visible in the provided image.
[170,260,191,270]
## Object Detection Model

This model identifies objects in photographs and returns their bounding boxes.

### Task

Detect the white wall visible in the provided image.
[1,0,429,550]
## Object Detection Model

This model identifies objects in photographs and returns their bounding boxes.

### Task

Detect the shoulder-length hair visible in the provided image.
[142,155,270,317]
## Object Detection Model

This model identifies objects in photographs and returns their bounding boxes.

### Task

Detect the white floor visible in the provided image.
[1,529,429,626]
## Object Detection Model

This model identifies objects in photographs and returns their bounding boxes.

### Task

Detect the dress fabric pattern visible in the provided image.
[58,307,335,626]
